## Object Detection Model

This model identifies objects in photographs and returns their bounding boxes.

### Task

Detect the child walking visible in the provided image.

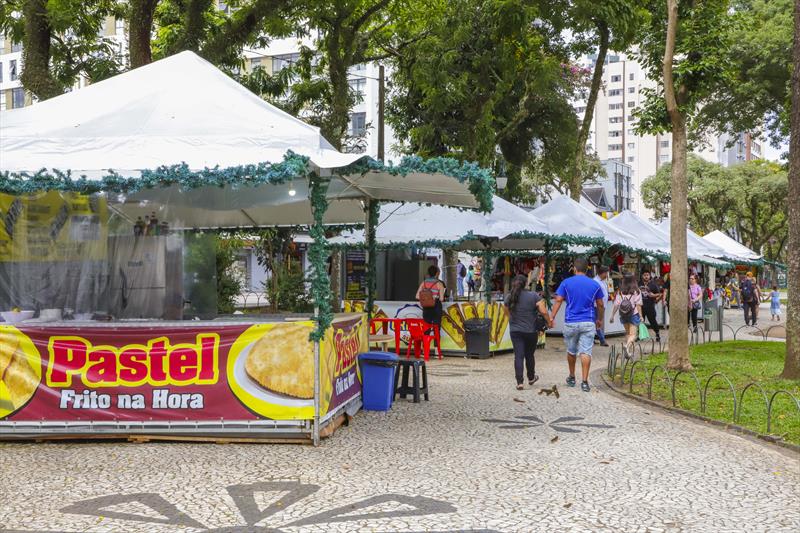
[770,286,782,321]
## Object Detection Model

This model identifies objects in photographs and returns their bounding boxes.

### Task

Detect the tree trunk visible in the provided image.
[570,22,609,201]
[129,0,158,68]
[20,0,63,100]
[182,0,213,52]
[322,28,353,151]
[503,161,522,201]
[782,0,800,379]
[663,0,691,371]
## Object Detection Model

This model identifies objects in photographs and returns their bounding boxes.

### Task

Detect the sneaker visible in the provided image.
[599,342,610,347]
[529,375,539,386]
[566,375,576,387]
[581,381,590,392]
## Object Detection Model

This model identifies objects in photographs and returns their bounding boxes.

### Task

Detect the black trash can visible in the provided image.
[464,318,492,359]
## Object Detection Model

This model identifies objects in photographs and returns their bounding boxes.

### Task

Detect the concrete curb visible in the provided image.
[600,372,800,455]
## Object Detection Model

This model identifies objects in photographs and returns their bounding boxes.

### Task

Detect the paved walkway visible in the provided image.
[1,342,798,532]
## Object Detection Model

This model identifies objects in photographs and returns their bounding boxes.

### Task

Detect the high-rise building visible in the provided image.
[573,51,761,218]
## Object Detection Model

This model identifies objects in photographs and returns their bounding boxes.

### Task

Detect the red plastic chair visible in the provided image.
[405,319,436,361]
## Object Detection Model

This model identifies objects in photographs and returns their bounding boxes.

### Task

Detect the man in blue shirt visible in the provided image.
[550,257,605,392]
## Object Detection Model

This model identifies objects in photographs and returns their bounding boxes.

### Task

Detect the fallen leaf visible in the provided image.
[513,398,525,403]
[600,461,611,465]
[550,436,559,443]
[563,503,572,509]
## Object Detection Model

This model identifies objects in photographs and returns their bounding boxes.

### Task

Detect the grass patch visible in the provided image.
[617,341,800,444]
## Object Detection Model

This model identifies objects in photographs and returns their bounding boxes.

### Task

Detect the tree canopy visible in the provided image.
[642,156,788,261]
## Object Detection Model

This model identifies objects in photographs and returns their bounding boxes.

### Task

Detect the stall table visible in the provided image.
[0,313,367,441]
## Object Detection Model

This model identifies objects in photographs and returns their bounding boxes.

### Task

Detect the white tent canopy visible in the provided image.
[701,230,762,263]
[332,195,552,250]
[0,51,486,226]
[530,195,645,253]
[607,210,671,257]
[652,220,733,268]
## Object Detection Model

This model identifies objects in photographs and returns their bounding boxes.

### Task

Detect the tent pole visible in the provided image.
[543,240,552,303]
[313,322,320,446]
[482,250,492,317]
[365,198,377,321]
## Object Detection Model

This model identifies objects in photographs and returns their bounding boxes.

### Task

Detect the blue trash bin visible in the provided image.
[358,351,399,411]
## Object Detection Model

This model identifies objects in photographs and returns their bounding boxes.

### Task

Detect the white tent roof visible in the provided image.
[530,195,643,252]
[0,51,486,226]
[652,220,733,267]
[332,195,551,250]
[0,51,359,175]
[701,230,762,262]
[607,210,671,257]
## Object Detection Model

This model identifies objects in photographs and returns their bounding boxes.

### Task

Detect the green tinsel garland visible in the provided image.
[365,200,380,318]
[339,156,496,213]
[0,152,310,195]
[308,175,334,341]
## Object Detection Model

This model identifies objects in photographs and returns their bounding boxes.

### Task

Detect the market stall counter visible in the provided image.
[346,299,626,356]
[0,313,368,441]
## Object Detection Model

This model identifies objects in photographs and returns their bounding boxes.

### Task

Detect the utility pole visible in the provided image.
[378,64,385,161]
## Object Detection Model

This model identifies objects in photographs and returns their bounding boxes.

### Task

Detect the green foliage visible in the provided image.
[0,0,126,98]
[265,262,313,313]
[698,0,792,146]
[633,0,736,139]
[625,341,799,444]
[641,157,788,261]
[307,175,333,341]
[215,233,246,314]
[386,0,583,201]
[151,0,296,71]
[519,150,605,203]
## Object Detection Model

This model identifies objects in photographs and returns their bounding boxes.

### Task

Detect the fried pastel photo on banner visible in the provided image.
[244,322,316,399]
[0,329,39,411]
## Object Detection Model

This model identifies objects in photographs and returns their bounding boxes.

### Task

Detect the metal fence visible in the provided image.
[606,343,800,436]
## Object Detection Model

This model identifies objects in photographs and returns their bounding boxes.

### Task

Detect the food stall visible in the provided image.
[335,195,555,354]
[0,52,495,443]
[335,194,663,351]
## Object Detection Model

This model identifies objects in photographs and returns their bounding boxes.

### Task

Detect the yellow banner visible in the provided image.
[0,191,108,262]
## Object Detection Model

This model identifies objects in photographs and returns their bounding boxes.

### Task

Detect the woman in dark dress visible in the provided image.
[505,275,552,390]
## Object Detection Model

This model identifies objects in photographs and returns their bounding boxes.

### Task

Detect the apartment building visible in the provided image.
[245,36,398,160]
[573,51,760,218]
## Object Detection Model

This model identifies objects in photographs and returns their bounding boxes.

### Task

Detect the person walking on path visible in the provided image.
[740,272,760,326]
[549,257,604,392]
[688,274,703,332]
[610,273,643,357]
[593,266,610,347]
[505,275,552,390]
[640,271,663,343]
[769,285,782,321]
[456,260,466,298]
[416,265,447,326]
[466,265,476,300]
